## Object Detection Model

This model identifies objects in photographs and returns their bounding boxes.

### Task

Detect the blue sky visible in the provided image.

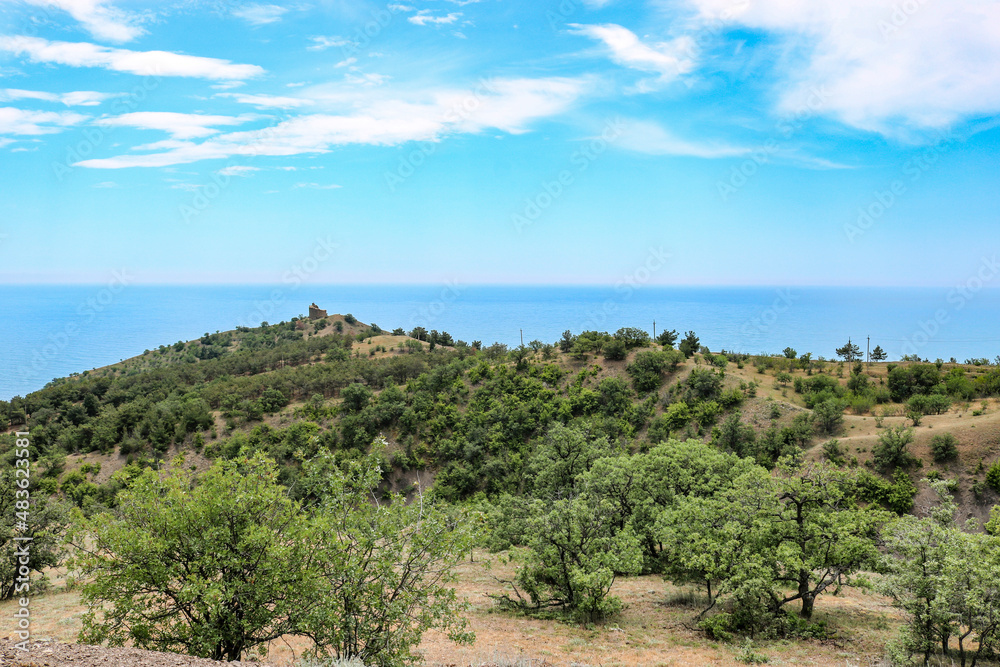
[1,0,998,286]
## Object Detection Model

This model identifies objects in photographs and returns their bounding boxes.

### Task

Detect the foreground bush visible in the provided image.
[75,443,474,665]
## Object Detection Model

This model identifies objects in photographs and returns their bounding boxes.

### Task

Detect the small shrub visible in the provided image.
[930,433,959,463]
[698,612,734,642]
[736,639,769,664]
[987,461,1000,493]
[822,439,845,465]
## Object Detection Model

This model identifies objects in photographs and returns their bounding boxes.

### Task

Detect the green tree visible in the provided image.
[871,345,888,362]
[340,383,372,412]
[614,327,650,349]
[812,399,844,435]
[297,447,477,665]
[626,350,680,394]
[930,433,959,463]
[661,461,886,630]
[76,449,474,665]
[1,465,71,600]
[76,454,318,661]
[835,340,862,363]
[656,329,679,348]
[494,493,642,621]
[880,482,1000,667]
[526,423,612,499]
[602,338,627,361]
[679,331,700,358]
[873,425,917,473]
[783,347,797,359]
[559,330,576,353]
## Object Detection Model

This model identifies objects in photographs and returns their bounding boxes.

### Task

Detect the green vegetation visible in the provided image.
[75,447,474,665]
[3,316,1000,665]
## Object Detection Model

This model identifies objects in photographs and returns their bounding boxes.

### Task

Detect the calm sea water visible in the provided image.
[2,284,1000,400]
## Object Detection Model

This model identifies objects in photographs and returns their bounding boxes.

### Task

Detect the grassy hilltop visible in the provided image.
[2,313,1000,666]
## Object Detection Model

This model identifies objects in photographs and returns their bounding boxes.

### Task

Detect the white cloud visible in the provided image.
[569,23,694,91]
[0,88,117,106]
[683,0,1000,132]
[615,119,750,158]
[335,57,357,68]
[21,0,144,43]
[96,112,256,139]
[218,165,260,176]
[232,4,288,26]
[0,107,87,134]
[0,138,16,148]
[211,80,246,91]
[293,182,341,189]
[343,72,389,87]
[74,76,588,168]
[93,180,119,187]
[409,11,462,26]
[217,93,313,109]
[307,36,349,52]
[0,36,265,80]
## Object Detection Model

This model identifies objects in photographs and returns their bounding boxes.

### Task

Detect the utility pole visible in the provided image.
[653,320,656,340]
[867,335,870,368]
[520,329,523,347]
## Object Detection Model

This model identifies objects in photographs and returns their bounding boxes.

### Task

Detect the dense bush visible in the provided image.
[930,433,959,463]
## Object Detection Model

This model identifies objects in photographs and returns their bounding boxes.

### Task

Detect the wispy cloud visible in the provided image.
[93,180,119,187]
[307,36,350,52]
[96,112,257,139]
[217,92,313,109]
[569,23,694,91]
[21,0,145,43]
[74,76,588,168]
[0,88,118,106]
[615,118,749,158]
[409,11,462,26]
[0,36,265,81]
[0,107,87,135]
[684,0,1000,133]
[293,182,341,189]
[232,4,289,26]
[218,165,260,176]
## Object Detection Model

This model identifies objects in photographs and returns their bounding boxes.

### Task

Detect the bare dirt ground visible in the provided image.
[0,551,902,667]
[0,640,277,667]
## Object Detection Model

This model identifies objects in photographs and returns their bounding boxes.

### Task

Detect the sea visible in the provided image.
[2,284,1000,400]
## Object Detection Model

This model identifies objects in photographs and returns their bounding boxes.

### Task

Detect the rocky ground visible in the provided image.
[1,640,276,667]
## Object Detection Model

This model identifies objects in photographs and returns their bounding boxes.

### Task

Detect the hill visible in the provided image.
[3,314,1000,666]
